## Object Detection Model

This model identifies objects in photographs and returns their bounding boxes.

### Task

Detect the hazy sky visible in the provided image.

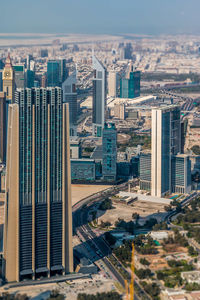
[1,0,200,35]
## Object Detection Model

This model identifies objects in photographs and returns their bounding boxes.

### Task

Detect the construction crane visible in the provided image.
[125,243,134,300]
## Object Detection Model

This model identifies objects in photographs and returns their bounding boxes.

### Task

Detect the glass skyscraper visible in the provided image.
[92,56,107,137]
[4,87,73,282]
[151,105,181,197]
[120,67,140,99]
[47,60,60,87]
[102,123,117,181]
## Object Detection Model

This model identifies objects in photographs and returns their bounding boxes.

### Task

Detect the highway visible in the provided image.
[73,180,150,300]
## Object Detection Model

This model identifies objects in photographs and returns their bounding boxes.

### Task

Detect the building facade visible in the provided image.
[171,154,191,194]
[108,71,118,97]
[47,60,60,87]
[4,87,73,282]
[151,105,181,197]
[102,123,117,181]
[0,92,6,163]
[71,159,96,181]
[139,152,151,191]
[92,56,106,137]
[62,69,77,136]
[13,65,25,89]
[120,67,140,99]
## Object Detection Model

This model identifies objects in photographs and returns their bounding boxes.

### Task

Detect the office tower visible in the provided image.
[102,123,117,181]
[139,152,151,191]
[59,59,68,84]
[114,103,125,120]
[41,74,47,88]
[13,65,25,89]
[0,92,6,163]
[62,70,77,136]
[47,60,60,87]
[4,87,73,282]
[25,70,35,88]
[108,71,118,97]
[26,55,34,70]
[3,54,15,103]
[120,66,140,98]
[171,154,191,194]
[124,43,133,60]
[92,56,107,137]
[151,105,181,197]
[40,49,48,58]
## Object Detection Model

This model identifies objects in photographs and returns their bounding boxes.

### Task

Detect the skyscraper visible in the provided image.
[25,70,35,88]
[0,92,6,163]
[151,105,181,197]
[92,56,106,137]
[4,87,73,282]
[59,59,68,84]
[47,60,60,87]
[102,123,117,181]
[13,65,25,89]
[108,71,118,97]
[62,69,77,136]
[3,54,15,103]
[120,67,140,99]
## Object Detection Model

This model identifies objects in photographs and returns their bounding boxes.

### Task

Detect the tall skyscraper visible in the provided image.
[0,92,6,163]
[151,105,181,197]
[102,123,117,181]
[108,71,118,97]
[139,152,151,191]
[25,70,35,88]
[62,69,77,136]
[4,87,73,282]
[13,65,25,89]
[120,66,140,99]
[92,56,106,137]
[47,60,60,87]
[3,54,15,103]
[59,59,68,84]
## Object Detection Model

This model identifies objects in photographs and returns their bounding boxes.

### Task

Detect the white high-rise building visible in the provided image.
[108,71,118,97]
[92,56,106,137]
[151,105,181,197]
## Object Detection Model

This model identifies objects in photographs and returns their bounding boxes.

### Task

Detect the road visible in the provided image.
[73,180,150,300]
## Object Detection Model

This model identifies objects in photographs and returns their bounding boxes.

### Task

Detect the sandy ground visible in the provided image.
[97,200,167,226]
[71,184,112,206]
[0,276,115,300]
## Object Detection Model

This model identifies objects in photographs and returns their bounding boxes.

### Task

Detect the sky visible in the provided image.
[0,0,200,35]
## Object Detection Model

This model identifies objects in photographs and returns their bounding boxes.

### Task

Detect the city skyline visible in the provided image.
[1,0,200,35]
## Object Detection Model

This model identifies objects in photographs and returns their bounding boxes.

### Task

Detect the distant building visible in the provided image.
[102,123,117,181]
[25,70,35,88]
[70,138,81,159]
[139,152,151,191]
[120,67,140,99]
[13,65,25,89]
[62,69,77,136]
[171,154,191,194]
[71,159,96,181]
[0,92,6,163]
[41,74,47,88]
[59,59,68,84]
[40,49,48,58]
[92,56,107,137]
[47,60,60,87]
[151,105,181,197]
[108,71,118,97]
[3,54,15,103]
[114,103,125,120]
[124,43,133,60]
